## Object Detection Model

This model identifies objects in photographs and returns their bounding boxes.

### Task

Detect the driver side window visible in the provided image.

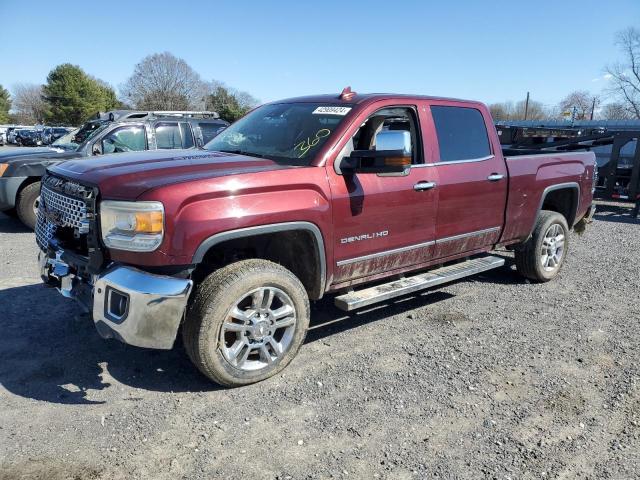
[339,106,421,166]
[101,126,147,154]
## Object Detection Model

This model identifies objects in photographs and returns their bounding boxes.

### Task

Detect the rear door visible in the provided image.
[426,102,507,259]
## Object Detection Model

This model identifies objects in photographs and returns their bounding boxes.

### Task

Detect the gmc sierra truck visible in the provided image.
[37,89,596,386]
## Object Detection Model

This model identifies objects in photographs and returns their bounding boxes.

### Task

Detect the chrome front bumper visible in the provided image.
[39,251,193,349]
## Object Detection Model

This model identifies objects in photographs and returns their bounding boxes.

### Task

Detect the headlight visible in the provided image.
[100,200,164,252]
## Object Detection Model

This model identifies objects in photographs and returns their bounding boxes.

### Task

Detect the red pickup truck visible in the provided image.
[38,89,596,386]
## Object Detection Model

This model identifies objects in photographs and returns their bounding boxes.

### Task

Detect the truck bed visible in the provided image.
[500,150,596,244]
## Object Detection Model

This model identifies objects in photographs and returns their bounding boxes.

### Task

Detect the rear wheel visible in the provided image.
[515,210,569,282]
[16,181,40,230]
[183,259,310,387]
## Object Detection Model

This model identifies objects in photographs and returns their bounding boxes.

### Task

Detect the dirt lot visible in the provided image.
[0,202,639,479]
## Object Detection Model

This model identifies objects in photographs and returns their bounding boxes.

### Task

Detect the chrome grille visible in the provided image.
[35,184,90,251]
[35,211,57,250]
[40,184,88,230]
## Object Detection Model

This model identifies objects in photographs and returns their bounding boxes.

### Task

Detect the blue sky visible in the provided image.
[0,0,638,108]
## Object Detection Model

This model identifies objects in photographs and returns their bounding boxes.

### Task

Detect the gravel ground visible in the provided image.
[0,201,639,480]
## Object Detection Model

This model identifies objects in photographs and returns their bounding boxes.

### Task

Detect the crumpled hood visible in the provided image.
[49,148,296,199]
[2,148,82,177]
[0,146,63,159]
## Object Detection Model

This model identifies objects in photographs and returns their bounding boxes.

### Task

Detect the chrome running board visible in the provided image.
[334,255,505,311]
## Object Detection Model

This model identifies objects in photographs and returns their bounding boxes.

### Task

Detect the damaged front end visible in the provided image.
[37,173,192,350]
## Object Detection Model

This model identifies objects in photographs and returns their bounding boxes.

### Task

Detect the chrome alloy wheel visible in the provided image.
[220,286,297,371]
[540,223,565,272]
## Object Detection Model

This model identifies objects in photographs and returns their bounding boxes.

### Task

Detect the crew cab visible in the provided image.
[0,110,228,229]
[37,89,596,386]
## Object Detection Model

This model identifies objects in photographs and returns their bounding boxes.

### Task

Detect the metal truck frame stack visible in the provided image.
[496,122,640,218]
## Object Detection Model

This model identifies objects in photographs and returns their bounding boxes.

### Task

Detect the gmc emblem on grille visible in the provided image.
[43,207,63,225]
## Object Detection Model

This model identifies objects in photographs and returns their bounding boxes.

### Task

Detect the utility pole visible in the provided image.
[524,91,530,120]
[590,97,596,120]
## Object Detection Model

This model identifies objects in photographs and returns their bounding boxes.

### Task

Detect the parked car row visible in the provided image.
[0,125,75,147]
[0,110,228,228]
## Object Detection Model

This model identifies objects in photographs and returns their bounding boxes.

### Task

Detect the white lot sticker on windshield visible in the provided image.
[312,106,352,115]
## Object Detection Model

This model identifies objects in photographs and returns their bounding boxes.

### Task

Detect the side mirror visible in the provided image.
[92,143,102,155]
[342,130,412,174]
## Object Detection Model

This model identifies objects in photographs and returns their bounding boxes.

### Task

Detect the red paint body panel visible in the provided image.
[500,152,595,243]
[424,101,508,257]
[49,93,595,294]
[326,99,438,284]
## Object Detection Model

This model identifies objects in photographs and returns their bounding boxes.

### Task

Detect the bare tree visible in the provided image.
[605,27,640,119]
[558,90,600,120]
[12,83,47,123]
[488,102,510,121]
[121,52,208,110]
[601,102,635,120]
[488,99,548,121]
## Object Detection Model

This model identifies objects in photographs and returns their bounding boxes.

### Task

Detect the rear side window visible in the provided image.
[155,122,183,149]
[199,122,226,144]
[431,106,491,162]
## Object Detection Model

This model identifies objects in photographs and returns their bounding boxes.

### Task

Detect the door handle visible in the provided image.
[414,181,437,191]
[487,173,505,181]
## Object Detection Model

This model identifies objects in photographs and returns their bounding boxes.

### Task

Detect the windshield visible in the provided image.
[69,120,109,150]
[204,102,353,165]
[51,129,79,150]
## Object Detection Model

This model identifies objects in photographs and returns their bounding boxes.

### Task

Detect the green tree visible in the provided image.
[205,81,259,122]
[0,85,10,123]
[43,64,120,125]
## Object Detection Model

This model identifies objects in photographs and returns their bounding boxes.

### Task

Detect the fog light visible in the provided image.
[105,287,129,323]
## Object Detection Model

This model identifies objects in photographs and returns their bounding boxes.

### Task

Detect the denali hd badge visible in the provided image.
[340,231,389,244]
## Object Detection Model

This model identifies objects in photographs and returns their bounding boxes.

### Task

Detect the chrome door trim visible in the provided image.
[336,239,435,267]
[411,155,495,168]
[336,226,502,266]
[436,226,501,244]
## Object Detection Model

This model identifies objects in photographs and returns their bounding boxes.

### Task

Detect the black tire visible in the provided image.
[16,181,40,230]
[183,259,310,387]
[515,210,569,282]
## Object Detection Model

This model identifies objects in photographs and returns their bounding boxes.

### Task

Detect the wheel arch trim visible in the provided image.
[191,221,327,297]
[535,182,581,228]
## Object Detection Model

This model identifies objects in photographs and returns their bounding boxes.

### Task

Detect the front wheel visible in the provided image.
[16,181,41,230]
[515,210,569,282]
[183,259,310,387]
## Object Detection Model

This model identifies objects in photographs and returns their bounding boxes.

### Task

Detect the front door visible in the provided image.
[426,102,508,259]
[328,103,439,285]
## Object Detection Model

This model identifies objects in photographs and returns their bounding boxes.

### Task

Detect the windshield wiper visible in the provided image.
[217,149,268,159]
